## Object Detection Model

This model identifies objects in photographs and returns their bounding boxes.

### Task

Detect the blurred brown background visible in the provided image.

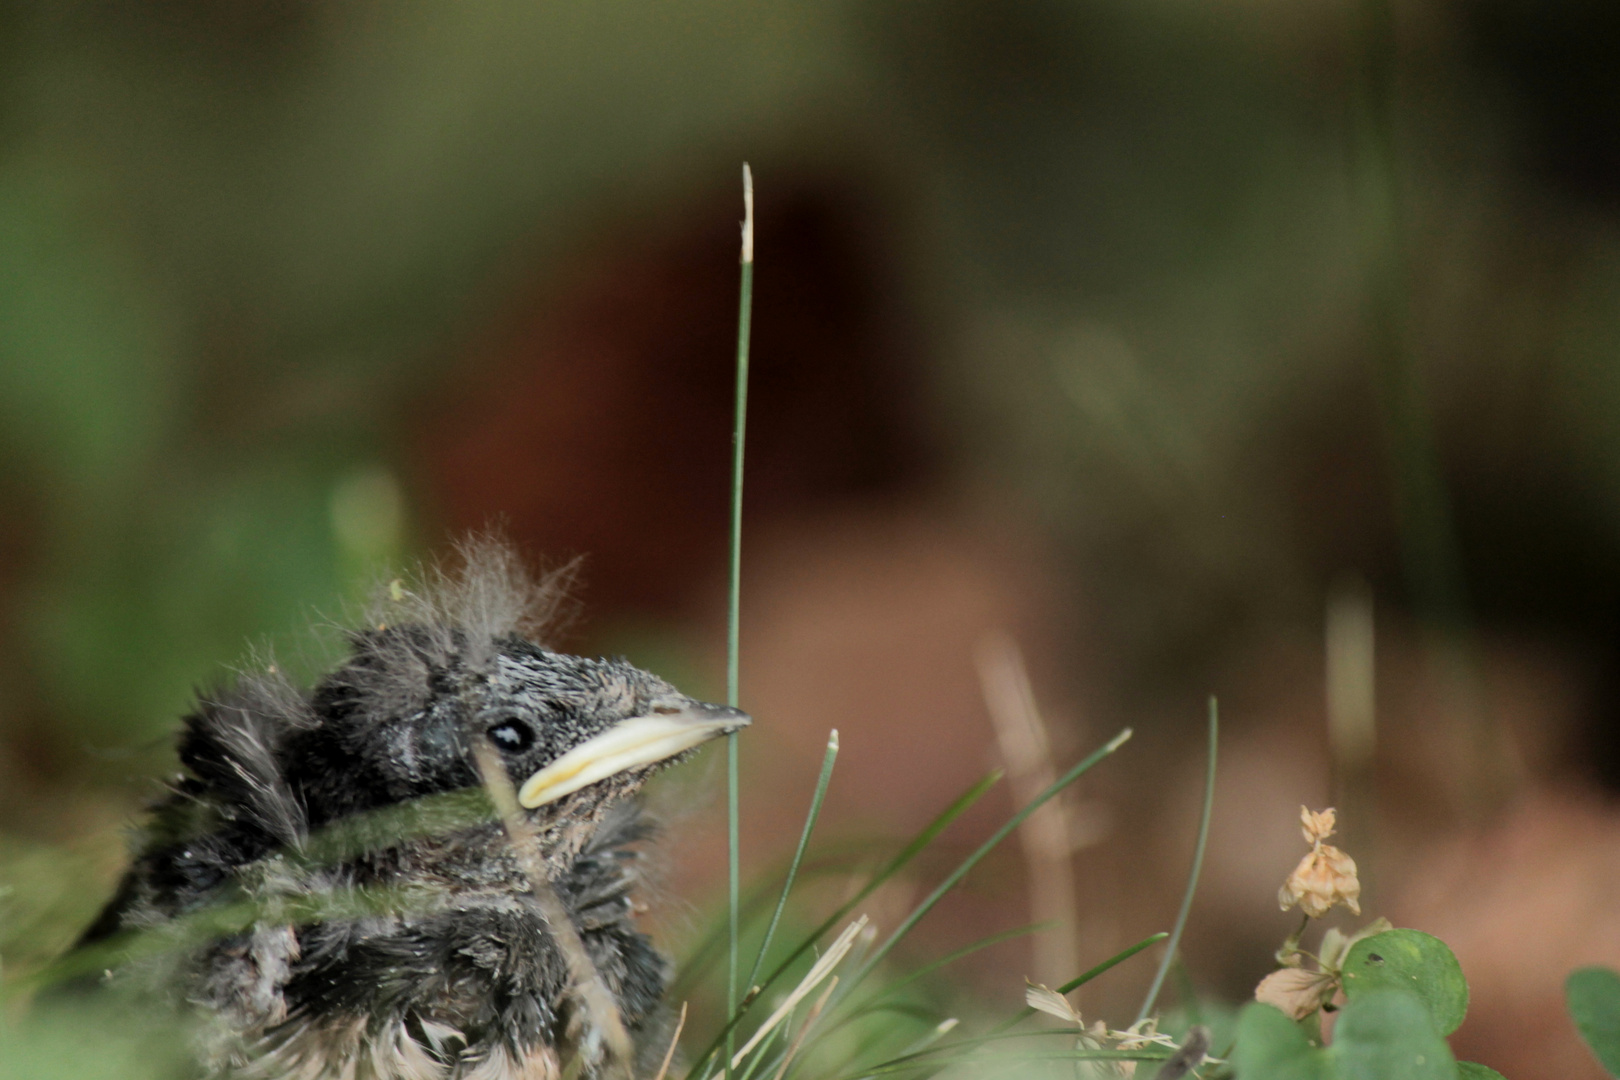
[6,2,1620,1075]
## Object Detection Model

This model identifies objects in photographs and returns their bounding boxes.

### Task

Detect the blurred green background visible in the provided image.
[6,1,1620,1076]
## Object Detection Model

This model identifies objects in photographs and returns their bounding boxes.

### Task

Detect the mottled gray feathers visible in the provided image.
[80,539,683,1080]
[181,669,312,847]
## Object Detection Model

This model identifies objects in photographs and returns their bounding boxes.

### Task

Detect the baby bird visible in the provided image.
[76,541,748,1080]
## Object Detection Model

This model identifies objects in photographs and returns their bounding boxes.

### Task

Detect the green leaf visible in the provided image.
[1456,1063,1508,1079]
[1342,929,1468,1035]
[1567,966,1620,1077]
[1229,1002,1331,1080]
[1330,989,1456,1080]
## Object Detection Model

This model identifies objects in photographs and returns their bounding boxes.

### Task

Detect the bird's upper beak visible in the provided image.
[516,700,750,809]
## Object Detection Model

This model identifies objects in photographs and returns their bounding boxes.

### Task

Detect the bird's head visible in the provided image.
[287,624,748,830]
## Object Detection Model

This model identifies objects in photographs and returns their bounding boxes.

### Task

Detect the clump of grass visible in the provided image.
[687,724,1143,1080]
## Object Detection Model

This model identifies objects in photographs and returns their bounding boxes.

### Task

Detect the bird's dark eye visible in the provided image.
[487,718,536,753]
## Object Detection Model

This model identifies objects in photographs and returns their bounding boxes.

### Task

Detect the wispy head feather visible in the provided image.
[366,532,577,660]
[306,535,581,750]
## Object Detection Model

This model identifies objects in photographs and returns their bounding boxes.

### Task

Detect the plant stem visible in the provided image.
[1137,696,1218,1024]
[726,162,755,1080]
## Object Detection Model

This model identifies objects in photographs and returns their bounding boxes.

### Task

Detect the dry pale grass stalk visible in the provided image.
[976,631,1080,987]
[767,975,838,1080]
[652,1002,688,1080]
[1326,580,1376,777]
[741,164,755,264]
[731,916,869,1067]
[472,741,634,1076]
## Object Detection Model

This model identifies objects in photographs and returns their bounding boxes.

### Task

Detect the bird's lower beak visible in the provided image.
[516,701,750,809]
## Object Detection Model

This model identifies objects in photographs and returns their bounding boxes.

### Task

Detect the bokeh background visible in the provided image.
[5,2,1620,1076]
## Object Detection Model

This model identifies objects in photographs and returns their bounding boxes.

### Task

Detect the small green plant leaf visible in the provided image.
[1329,988,1456,1080]
[1342,929,1468,1035]
[1229,1002,1331,1080]
[1567,965,1620,1077]
[1456,1063,1508,1079]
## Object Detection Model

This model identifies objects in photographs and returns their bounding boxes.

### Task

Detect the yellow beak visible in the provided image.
[516,702,750,809]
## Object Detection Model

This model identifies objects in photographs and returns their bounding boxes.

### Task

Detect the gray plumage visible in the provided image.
[77,539,745,1080]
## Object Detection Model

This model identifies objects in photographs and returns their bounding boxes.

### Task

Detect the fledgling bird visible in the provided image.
[75,541,748,1080]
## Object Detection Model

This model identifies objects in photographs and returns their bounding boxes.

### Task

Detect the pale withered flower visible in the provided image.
[1277,805,1361,919]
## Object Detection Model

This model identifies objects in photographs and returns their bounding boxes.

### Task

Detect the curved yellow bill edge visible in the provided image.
[517,711,748,809]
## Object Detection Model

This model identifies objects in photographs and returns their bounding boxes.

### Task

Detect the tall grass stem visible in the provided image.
[1135,696,1218,1024]
[726,162,756,1080]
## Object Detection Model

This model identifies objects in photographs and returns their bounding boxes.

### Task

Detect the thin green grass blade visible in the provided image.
[810,727,1133,1068]
[865,1026,1131,1070]
[842,728,1133,998]
[1059,929,1170,995]
[673,839,936,999]
[894,1021,960,1057]
[670,876,784,999]
[753,769,1002,990]
[832,1048,1173,1080]
[820,923,1052,1045]
[684,768,1004,1080]
[1136,695,1218,1024]
[733,1010,787,1080]
[726,162,756,1080]
[991,930,1169,1034]
[846,1001,950,1026]
[747,729,839,989]
[841,1017,962,1080]
[863,922,1049,1007]
[17,880,442,995]
[1172,958,1204,1026]
[14,786,500,994]
[840,1006,939,1075]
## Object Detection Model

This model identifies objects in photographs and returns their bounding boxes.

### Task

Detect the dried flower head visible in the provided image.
[1278,805,1361,918]
[1254,966,1338,1021]
[1112,1019,1166,1079]
[1025,981,1082,1025]
[1299,806,1337,845]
